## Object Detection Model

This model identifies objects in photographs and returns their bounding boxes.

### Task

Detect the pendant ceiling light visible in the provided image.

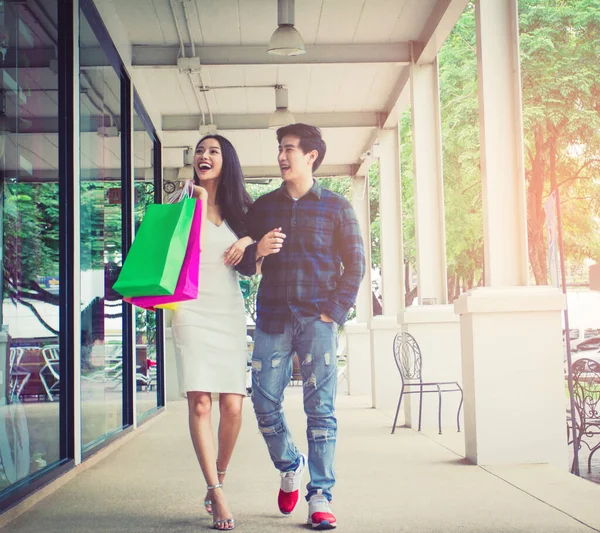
[268,86,295,130]
[267,0,306,56]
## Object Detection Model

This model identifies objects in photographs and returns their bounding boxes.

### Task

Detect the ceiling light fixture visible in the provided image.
[267,0,306,56]
[268,86,295,130]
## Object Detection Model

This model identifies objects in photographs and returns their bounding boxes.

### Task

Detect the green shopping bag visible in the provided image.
[112,198,196,298]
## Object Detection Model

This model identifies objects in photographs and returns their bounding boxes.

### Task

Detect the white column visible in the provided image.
[455,0,567,468]
[411,58,448,305]
[397,60,458,429]
[352,175,372,323]
[345,175,373,397]
[164,326,181,402]
[477,0,528,287]
[377,128,404,314]
[371,128,403,408]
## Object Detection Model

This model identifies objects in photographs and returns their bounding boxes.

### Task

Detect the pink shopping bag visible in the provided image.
[125,198,201,311]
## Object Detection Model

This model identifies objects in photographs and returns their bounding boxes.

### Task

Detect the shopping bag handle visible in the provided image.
[167,180,195,204]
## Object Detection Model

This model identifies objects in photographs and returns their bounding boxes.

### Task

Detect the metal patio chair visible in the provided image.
[8,347,31,403]
[571,358,600,473]
[40,344,60,401]
[391,332,463,435]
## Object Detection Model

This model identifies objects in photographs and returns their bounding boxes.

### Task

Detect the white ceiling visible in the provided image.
[110,0,469,179]
[3,0,468,181]
[116,0,437,47]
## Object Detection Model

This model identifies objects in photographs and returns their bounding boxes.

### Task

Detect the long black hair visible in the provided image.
[193,134,252,238]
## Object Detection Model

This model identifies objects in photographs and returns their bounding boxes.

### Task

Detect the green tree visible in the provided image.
[2,180,155,334]
[519,0,600,283]
[3,182,61,332]
[416,0,600,299]
[437,2,484,298]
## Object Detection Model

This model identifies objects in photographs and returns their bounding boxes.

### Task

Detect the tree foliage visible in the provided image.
[394,0,600,302]
[2,179,155,335]
[519,0,600,282]
[3,183,61,332]
[437,2,484,297]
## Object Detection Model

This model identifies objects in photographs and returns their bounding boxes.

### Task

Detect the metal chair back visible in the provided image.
[572,358,600,423]
[9,347,24,370]
[41,345,60,378]
[571,358,600,474]
[393,332,422,384]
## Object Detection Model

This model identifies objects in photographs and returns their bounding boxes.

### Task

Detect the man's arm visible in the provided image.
[321,204,366,325]
[235,200,287,276]
[235,202,260,276]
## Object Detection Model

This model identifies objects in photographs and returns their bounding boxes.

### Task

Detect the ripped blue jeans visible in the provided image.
[251,317,338,502]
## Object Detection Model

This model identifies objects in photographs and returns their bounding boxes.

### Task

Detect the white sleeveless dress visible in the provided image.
[171,219,248,397]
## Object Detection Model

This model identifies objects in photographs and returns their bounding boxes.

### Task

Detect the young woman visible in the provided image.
[170,134,254,531]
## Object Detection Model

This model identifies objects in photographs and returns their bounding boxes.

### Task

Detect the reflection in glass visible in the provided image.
[133,111,158,422]
[79,11,124,451]
[0,0,60,492]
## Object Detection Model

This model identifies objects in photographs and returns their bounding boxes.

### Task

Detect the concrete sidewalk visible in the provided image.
[3,389,600,533]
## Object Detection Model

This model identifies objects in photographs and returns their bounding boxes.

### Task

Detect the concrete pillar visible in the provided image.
[455,288,566,466]
[403,64,461,429]
[164,327,181,403]
[455,0,567,468]
[371,316,403,412]
[377,128,404,315]
[345,175,373,397]
[477,0,528,287]
[344,323,372,397]
[411,58,448,305]
[371,128,403,408]
[352,175,372,324]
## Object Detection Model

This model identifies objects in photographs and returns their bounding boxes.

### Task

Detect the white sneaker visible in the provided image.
[278,453,307,514]
[307,489,337,529]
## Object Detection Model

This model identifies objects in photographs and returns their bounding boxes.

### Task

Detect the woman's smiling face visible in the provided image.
[194,137,223,182]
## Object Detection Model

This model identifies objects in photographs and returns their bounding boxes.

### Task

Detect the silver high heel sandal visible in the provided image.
[206,483,235,531]
[204,469,227,515]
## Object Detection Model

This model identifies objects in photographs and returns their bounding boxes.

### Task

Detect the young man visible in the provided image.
[239,124,366,529]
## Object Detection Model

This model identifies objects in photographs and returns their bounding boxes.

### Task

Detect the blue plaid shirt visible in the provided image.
[238,180,366,333]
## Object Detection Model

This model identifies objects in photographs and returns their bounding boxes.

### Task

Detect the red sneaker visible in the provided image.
[278,453,307,514]
[307,490,337,529]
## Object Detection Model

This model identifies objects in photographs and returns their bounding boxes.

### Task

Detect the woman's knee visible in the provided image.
[219,395,243,420]
[188,392,212,418]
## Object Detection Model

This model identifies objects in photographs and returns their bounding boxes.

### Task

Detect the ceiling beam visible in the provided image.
[382,68,411,129]
[132,44,412,68]
[242,164,357,178]
[0,116,114,134]
[162,164,356,181]
[353,0,470,163]
[162,112,382,131]
[416,0,471,64]
[0,47,112,69]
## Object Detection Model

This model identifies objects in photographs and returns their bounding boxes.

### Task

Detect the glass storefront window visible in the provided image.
[0,0,164,507]
[0,0,61,491]
[133,109,158,422]
[79,10,125,451]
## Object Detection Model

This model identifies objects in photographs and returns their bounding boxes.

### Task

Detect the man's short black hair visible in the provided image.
[276,123,327,172]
